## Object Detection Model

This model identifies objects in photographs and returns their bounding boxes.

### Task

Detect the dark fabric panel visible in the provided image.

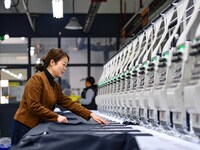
[11,133,140,150]
[14,111,154,150]
[41,131,153,137]
[48,122,137,132]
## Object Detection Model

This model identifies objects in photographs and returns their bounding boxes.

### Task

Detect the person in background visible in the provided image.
[79,76,98,110]
[11,48,109,146]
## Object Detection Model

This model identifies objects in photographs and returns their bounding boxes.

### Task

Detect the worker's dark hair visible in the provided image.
[85,76,95,85]
[35,48,70,73]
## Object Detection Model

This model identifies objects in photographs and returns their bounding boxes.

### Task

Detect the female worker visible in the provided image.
[11,48,109,145]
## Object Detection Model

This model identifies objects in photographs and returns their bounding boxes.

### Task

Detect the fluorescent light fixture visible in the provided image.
[65,17,83,30]
[21,37,25,40]
[52,0,63,19]
[1,68,22,80]
[4,0,11,9]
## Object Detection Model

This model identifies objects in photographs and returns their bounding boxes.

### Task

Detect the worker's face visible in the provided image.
[85,81,91,87]
[50,56,68,78]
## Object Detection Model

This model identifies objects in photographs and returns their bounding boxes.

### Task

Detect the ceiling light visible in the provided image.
[21,37,25,40]
[4,34,9,40]
[65,17,83,30]
[1,69,22,80]
[52,0,63,19]
[4,0,11,9]
[65,0,82,30]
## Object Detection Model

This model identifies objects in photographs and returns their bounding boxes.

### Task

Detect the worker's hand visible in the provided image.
[90,113,109,125]
[57,115,68,123]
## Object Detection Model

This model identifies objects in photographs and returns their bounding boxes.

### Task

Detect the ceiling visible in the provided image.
[0,0,138,14]
[0,0,145,34]
[0,0,173,37]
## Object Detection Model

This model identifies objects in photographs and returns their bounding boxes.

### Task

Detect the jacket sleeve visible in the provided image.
[25,75,58,122]
[55,84,92,120]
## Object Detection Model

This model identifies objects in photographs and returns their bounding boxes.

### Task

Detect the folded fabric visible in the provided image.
[47,121,140,133]
[11,133,140,150]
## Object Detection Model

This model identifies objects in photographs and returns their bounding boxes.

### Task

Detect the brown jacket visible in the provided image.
[14,72,92,128]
